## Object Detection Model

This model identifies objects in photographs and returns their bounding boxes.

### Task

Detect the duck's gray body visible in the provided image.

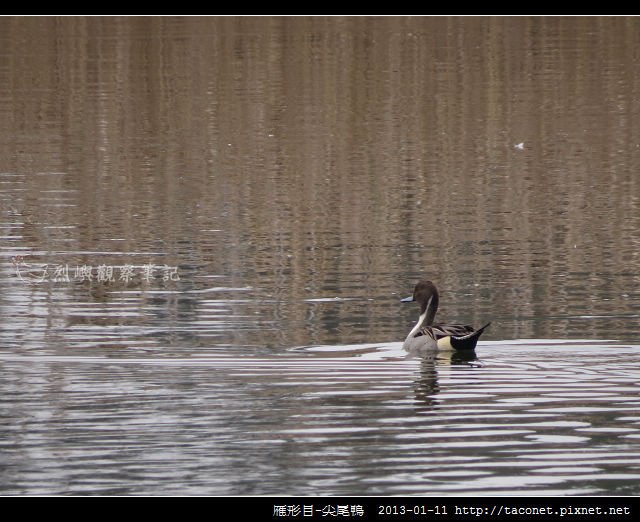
[401,280,490,353]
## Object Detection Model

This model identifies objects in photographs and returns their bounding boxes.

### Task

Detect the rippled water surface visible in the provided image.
[2,341,640,495]
[1,16,640,496]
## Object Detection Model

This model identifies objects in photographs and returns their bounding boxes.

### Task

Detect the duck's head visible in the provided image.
[401,280,440,326]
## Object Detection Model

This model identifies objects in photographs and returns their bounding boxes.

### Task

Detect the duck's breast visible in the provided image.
[403,334,438,354]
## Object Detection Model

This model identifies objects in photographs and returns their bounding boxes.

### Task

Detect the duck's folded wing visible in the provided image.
[427,323,475,339]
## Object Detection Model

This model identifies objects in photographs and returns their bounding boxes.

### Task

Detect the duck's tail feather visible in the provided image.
[450,322,491,351]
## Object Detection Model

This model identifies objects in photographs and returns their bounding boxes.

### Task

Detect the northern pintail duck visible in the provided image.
[401,280,490,352]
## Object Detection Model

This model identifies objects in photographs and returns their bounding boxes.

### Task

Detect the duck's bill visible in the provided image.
[400,295,414,303]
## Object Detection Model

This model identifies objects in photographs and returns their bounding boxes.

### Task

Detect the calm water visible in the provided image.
[1,16,640,496]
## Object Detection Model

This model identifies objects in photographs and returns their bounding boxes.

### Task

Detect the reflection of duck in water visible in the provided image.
[412,346,482,409]
[413,357,440,408]
[401,280,490,354]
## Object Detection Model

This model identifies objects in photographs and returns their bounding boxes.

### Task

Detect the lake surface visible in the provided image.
[1,16,640,496]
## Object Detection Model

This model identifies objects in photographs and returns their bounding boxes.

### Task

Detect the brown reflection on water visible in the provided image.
[1,17,640,350]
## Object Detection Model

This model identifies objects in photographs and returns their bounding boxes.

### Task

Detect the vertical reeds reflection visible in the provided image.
[1,16,639,348]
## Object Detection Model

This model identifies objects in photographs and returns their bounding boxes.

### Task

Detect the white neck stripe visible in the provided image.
[406,310,428,341]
